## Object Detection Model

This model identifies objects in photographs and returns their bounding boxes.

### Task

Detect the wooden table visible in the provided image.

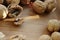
[0,2,60,40]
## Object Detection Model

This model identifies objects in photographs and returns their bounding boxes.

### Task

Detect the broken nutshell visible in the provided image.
[14,18,24,26]
[8,4,23,18]
[9,34,25,40]
[0,4,8,19]
[3,0,20,6]
[3,18,24,26]
[51,32,60,40]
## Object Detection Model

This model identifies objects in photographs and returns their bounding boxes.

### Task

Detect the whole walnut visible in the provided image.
[45,0,56,13]
[0,4,8,19]
[51,32,60,40]
[48,19,60,32]
[32,0,47,14]
[39,35,52,40]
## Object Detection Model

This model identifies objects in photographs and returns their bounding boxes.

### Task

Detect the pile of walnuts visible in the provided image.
[0,0,23,19]
[0,0,24,25]
[0,0,56,19]
[32,0,56,14]
[39,19,60,40]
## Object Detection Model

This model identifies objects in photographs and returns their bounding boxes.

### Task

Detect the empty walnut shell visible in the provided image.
[32,0,47,14]
[8,4,23,18]
[0,4,8,19]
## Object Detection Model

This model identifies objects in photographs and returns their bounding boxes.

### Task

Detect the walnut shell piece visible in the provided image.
[9,34,25,40]
[14,18,24,26]
[0,32,5,40]
[0,4,8,19]
[8,4,23,18]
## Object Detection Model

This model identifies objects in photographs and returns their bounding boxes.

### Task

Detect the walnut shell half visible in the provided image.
[0,4,8,19]
[8,4,23,18]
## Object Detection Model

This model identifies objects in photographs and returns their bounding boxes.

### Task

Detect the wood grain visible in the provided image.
[0,0,60,40]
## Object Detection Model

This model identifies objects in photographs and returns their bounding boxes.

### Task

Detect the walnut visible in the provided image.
[8,4,23,18]
[48,19,60,32]
[14,18,24,26]
[45,0,56,13]
[6,0,12,4]
[32,0,55,14]
[9,34,25,40]
[39,35,52,40]
[32,0,46,14]
[51,32,60,40]
[0,4,8,19]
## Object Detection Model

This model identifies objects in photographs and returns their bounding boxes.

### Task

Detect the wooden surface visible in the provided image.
[0,1,60,40]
